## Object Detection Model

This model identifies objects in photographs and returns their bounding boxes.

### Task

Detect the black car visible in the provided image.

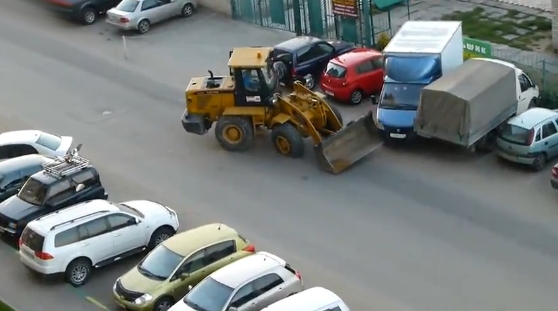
[0,153,108,238]
[36,0,121,25]
[0,155,56,203]
[271,36,355,90]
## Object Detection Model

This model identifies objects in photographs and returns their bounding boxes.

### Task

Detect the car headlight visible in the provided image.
[8,223,17,229]
[373,114,384,130]
[133,294,153,305]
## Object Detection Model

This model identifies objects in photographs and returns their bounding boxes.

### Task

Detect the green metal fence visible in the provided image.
[230,0,410,47]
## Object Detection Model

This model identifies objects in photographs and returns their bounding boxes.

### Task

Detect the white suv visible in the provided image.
[19,199,180,287]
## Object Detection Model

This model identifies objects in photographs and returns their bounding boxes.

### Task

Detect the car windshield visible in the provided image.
[263,65,278,91]
[325,62,346,78]
[183,277,234,311]
[117,203,144,218]
[36,133,62,151]
[499,124,531,145]
[116,0,139,12]
[379,83,424,110]
[137,244,184,280]
[17,177,48,206]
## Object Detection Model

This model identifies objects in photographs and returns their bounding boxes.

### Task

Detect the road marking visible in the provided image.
[85,296,111,311]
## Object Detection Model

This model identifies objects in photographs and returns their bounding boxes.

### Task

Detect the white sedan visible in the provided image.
[0,130,73,160]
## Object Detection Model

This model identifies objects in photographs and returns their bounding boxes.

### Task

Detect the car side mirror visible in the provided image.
[371,95,378,105]
[187,284,193,290]
[229,307,237,311]
[75,184,85,192]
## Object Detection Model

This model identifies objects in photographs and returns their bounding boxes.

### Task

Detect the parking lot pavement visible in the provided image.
[3,5,558,311]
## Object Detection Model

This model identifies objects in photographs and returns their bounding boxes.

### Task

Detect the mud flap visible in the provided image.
[315,112,383,174]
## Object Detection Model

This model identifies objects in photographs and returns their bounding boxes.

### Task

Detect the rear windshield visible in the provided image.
[499,124,531,145]
[325,62,346,78]
[116,0,139,12]
[36,133,62,151]
[21,227,45,252]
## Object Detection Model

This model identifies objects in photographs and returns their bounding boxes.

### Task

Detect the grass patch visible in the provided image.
[0,299,15,311]
[441,7,551,51]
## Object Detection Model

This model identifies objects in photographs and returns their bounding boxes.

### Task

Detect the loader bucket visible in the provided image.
[315,112,383,174]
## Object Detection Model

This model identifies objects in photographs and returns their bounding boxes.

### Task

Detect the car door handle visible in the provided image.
[545,142,549,145]
[114,233,122,237]
[277,287,283,291]
[251,302,257,306]
[82,243,90,247]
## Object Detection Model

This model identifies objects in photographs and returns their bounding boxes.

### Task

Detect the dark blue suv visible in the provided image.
[271,36,355,90]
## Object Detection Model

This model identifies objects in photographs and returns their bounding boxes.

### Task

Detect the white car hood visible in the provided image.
[121,200,173,218]
[55,136,73,155]
[168,300,195,311]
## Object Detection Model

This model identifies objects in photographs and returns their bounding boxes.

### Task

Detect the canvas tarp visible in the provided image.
[414,59,517,147]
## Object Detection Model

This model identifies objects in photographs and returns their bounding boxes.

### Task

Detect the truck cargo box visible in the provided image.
[414,59,518,147]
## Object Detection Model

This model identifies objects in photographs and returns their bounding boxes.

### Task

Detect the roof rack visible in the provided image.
[42,151,90,178]
[50,210,109,231]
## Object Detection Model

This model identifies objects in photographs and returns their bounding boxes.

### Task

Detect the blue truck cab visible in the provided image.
[377,56,441,140]
[373,21,464,142]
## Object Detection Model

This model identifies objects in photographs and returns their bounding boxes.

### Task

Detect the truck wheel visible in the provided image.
[531,153,546,171]
[215,116,254,152]
[271,123,305,158]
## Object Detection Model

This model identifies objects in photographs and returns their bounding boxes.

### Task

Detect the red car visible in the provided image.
[320,48,384,105]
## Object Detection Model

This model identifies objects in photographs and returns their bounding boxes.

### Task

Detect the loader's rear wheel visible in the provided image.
[271,123,305,158]
[215,116,254,152]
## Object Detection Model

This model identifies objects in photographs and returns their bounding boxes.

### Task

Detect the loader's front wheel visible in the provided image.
[215,116,254,152]
[271,123,305,158]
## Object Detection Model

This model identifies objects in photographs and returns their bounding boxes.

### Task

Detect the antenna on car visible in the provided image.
[218,223,221,230]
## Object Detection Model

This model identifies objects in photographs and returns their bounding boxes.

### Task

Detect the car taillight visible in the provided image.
[18,238,23,247]
[527,129,535,145]
[295,271,301,279]
[34,251,54,260]
[120,17,129,23]
[291,68,296,76]
[242,244,255,252]
[552,167,558,178]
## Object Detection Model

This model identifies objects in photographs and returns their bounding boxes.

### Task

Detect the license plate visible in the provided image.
[325,90,334,96]
[389,133,406,139]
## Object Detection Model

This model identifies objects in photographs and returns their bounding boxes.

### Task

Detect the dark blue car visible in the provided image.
[271,36,355,90]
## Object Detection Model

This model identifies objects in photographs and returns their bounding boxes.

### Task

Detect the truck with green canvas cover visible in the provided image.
[413,59,518,151]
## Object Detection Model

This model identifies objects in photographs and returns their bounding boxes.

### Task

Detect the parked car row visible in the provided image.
[0,130,349,311]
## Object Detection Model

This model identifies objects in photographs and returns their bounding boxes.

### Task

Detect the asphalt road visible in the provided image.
[1,4,558,311]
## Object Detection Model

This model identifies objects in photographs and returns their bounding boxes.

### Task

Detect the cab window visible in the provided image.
[241,69,262,92]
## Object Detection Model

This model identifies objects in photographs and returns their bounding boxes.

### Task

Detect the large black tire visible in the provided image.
[80,7,97,25]
[215,116,254,152]
[532,153,546,171]
[65,258,93,287]
[153,296,175,311]
[148,226,175,250]
[273,62,287,81]
[271,123,305,158]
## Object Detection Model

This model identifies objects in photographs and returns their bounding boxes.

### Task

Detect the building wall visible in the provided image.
[199,0,232,16]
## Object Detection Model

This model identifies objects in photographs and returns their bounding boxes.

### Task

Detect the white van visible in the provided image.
[261,287,349,311]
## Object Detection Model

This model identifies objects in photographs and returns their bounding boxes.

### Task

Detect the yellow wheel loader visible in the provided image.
[180,47,383,174]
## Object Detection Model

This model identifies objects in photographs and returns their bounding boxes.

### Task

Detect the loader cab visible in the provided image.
[228,47,279,107]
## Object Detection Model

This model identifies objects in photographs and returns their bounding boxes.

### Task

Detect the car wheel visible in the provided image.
[137,19,150,34]
[273,62,287,81]
[65,258,92,287]
[148,227,175,249]
[153,297,175,311]
[81,7,97,25]
[349,89,363,105]
[304,74,315,89]
[181,3,194,17]
[532,153,547,171]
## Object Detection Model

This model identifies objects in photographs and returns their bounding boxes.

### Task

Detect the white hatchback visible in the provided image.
[0,130,73,160]
[19,199,179,286]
